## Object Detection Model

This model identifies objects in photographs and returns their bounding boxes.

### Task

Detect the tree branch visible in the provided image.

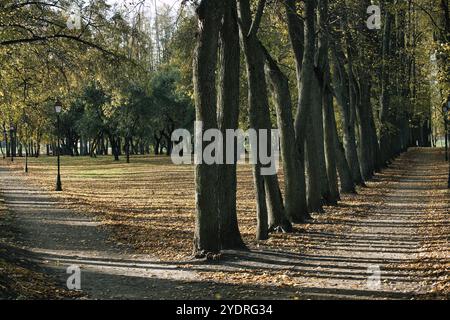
[0,34,117,58]
[247,0,266,38]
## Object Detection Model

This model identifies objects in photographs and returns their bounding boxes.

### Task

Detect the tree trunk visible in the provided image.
[379,8,394,164]
[330,42,364,186]
[323,86,340,202]
[305,110,324,212]
[237,0,291,237]
[125,136,130,163]
[154,134,161,155]
[329,97,356,194]
[293,0,324,213]
[356,81,376,180]
[192,0,223,257]
[263,46,309,223]
[217,0,246,250]
[110,135,119,161]
[312,0,337,205]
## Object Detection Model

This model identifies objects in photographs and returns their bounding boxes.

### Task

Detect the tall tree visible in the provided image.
[288,0,324,212]
[317,0,340,203]
[237,0,292,238]
[263,47,309,223]
[379,2,395,164]
[192,0,224,257]
[217,0,246,250]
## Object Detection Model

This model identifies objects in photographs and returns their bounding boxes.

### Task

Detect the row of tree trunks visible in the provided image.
[16,136,161,159]
[237,0,291,238]
[189,0,428,257]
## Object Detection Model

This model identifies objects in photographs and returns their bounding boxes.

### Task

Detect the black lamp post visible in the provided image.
[10,123,15,162]
[55,99,63,192]
[24,120,28,173]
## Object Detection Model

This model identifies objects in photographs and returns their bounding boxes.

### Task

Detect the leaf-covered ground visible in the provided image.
[0,148,448,299]
[0,195,83,299]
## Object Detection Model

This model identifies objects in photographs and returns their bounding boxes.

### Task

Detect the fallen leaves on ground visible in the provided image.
[1,148,448,299]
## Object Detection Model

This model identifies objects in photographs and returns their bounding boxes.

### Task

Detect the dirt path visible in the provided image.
[0,148,448,299]
[206,149,448,299]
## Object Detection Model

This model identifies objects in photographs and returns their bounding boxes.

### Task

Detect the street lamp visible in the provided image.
[55,99,63,192]
[23,116,29,173]
[10,123,15,162]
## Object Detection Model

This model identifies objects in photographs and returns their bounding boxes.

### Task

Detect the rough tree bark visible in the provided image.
[192,0,224,256]
[299,0,323,212]
[379,7,394,165]
[330,105,357,194]
[237,0,291,237]
[316,0,339,204]
[323,86,341,201]
[330,41,364,186]
[356,80,376,180]
[262,46,309,223]
[217,0,246,250]
[285,0,314,219]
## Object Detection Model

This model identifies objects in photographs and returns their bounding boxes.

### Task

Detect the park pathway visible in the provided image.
[214,148,449,299]
[0,168,201,299]
[0,148,448,299]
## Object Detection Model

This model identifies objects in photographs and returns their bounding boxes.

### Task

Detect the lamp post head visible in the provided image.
[55,99,62,114]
